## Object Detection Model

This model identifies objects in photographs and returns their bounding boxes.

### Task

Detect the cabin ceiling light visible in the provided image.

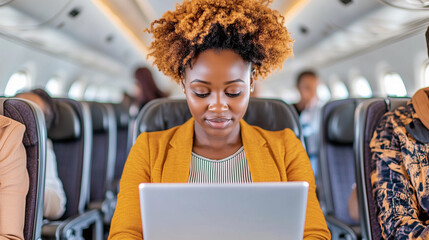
[339,0,353,5]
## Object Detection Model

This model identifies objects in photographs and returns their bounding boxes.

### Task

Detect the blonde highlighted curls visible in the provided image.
[145,0,294,83]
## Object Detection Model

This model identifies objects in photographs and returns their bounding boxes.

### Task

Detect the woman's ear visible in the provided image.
[250,69,255,92]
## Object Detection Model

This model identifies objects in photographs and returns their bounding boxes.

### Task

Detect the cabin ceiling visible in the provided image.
[0,0,428,94]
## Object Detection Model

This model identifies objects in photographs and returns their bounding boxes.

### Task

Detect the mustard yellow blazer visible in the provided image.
[109,118,330,240]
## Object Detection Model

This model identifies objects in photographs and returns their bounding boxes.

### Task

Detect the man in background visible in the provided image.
[293,70,321,178]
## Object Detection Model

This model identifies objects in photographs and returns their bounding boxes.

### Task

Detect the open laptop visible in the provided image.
[139,182,309,240]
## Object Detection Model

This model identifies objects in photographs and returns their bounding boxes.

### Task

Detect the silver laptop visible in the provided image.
[139,182,308,240]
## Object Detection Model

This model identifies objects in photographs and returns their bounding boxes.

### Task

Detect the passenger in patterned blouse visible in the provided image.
[370,26,429,239]
[109,0,330,239]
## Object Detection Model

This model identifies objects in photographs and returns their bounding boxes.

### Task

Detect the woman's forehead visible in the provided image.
[185,49,251,81]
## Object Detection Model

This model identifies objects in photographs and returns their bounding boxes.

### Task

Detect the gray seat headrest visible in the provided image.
[89,103,108,133]
[327,101,356,144]
[48,101,81,140]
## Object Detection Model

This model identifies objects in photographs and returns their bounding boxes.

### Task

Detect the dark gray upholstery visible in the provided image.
[86,102,117,224]
[134,98,302,142]
[354,97,409,240]
[320,99,359,223]
[112,104,130,181]
[88,102,109,202]
[327,102,355,144]
[43,99,103,240]
[1,98,46,240]
[319,99,362,240]
[48,99,86,219]
[49,102,81,140]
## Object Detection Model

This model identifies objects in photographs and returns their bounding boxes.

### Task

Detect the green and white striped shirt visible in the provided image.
[188,146,252,183]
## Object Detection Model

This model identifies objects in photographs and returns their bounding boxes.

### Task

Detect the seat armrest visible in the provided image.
[326,215,358,240]
[42,210,103,240]
[89,190,117,224]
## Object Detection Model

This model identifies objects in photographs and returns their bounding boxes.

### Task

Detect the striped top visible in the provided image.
[188,146,252,183]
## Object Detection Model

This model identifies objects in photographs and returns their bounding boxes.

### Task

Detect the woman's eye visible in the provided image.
[225,92,241,98]
[194,92,210,98]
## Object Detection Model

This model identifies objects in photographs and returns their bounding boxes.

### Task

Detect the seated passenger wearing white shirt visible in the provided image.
[16,89,66,220]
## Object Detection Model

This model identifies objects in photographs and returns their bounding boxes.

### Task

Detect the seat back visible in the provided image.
[87,102,117,202]
[319,98,361,226]
[0,98,47,240]
[48,99,92,219]
[112,103,130,182]
[354,97,409,240]
[133,98,302,142]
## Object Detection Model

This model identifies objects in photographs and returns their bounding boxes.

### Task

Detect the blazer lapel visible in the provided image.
[241,120,282,182]
[161,118,195,183]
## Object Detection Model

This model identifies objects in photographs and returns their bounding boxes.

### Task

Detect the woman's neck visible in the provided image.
[192,124,242,160]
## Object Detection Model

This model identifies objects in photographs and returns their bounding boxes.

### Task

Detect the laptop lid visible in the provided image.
[139,182,309,240]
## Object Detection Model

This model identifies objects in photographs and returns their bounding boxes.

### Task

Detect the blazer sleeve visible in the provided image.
[283,129,331,240]
[0,121,28,240]
[109,132,151,240]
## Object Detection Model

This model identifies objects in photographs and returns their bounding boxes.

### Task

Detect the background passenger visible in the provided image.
[370,26,429,239]
[109,0,330,239]
[293,70,321,177]
[16,89,66,220]
[0,115,28,240]
[134,67,167,108]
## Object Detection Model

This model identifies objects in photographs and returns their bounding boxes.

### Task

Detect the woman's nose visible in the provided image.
[208,101,229,112]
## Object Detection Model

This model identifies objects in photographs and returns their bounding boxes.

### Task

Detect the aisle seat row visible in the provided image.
[0,97,134,240]
[317,97,409,240]
[3,95,411,240]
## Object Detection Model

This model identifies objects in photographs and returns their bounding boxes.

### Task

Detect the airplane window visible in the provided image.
[68,80,87,100]
[4,70,31,96]
[96,87,122,103]
[383,72,407,97]
[317,83,331,103]
[330,80,349,99]
[84,84,98,101]
[351,76,372,98]
[46,76,63,97]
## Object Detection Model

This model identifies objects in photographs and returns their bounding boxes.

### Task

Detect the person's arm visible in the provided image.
[283,129,331,240]
[370,114,429,239]
[0,121,28,240]
[108,132,151,240]
[43,139,66,220]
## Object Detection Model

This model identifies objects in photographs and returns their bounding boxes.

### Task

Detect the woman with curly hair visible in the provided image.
[109,0,330,239]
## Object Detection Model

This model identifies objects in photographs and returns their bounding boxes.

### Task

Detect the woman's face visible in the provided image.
[183,49,253,140]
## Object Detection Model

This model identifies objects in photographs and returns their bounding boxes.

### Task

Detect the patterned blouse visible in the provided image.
[370,101,429,239]
[188,146,252,183]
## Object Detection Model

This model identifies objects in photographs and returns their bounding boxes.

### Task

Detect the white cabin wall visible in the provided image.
[0,35,131,97]
[318,31,427,97]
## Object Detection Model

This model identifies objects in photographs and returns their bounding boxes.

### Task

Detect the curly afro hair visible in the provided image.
[145,0,294,83]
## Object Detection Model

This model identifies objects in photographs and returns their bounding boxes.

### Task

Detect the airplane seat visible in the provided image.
[111,103,130,187]
[42,99,103,240]
[0,98,47,240]
[354,97,409,240]
[133,98,302,142]
[86,102,117,224]
[318,98,363,240]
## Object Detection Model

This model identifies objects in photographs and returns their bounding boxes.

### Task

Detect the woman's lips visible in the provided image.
[205,118,232,129]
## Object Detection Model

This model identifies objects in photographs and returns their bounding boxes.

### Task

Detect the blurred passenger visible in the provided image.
[109,0,330,239]
[364,27,429,239]
[120,91,139,118]
[0,115,28,240]
[16,89,66,220]
[293,70,321,177]
[134,67,167,108]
